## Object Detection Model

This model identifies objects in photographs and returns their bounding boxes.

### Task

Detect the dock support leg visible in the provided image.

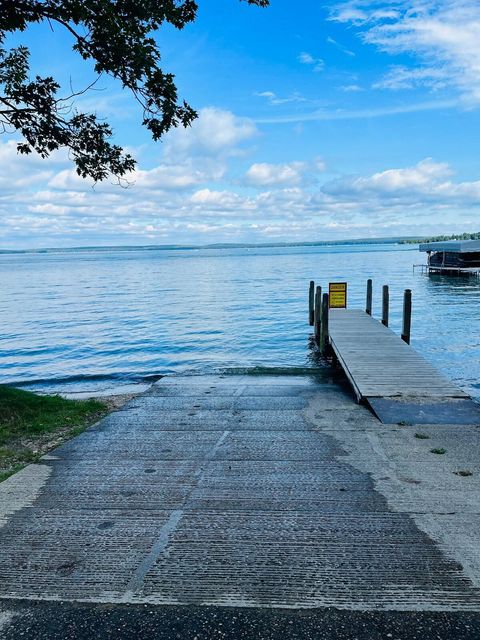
[314,286,322,345]
[366,279,372,316]
[309,280,315,326]
[401,289,412,344]
[320,293,329,355]
[382,285,389,327]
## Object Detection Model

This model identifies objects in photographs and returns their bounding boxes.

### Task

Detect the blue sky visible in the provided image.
[2,0,480,248]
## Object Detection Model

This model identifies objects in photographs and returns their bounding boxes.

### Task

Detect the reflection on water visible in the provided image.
[1,244,479,397]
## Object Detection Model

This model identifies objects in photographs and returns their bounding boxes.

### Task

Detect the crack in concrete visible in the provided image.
[123,509,184,598]
[122,429,231,600]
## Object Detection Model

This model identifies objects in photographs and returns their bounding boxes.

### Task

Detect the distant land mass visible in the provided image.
[401,231,480,245]
[0,236,422,254]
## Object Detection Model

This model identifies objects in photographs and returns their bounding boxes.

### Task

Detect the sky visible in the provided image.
[2,0,480,249]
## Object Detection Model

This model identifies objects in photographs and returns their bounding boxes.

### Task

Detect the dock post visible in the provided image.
[401,289,412,344]
[309,281,315,326]
[314,286,322,344]
[320,293,329,354]
[366,279,372,316]
[382,285,389,327]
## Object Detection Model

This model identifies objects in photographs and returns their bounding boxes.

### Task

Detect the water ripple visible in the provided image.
[1,244,479,397]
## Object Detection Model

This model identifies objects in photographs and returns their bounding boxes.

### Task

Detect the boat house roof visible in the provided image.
[419,239,480,253]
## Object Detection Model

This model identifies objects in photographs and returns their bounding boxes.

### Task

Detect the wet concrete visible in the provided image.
[1,373,480,633]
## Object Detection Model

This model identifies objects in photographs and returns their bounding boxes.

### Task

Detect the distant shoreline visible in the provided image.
[0,236,419,255]
[400,231,480,245]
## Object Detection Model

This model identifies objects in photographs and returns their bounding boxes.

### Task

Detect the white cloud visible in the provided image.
[330,1,480,104]
[326,36,356,56]
[0,140,68,189]
[298,52,325,72]
[340,158,452,193]
[373,65,448,91]
[27,203,70,215]
[254,98,457,124]
[48,170,93,191]
[255,91,307,105]
[163,107,257,157]
[244,162,306,187]
[49,159,226,192]
[190,189,243,208]
[134,162,225,190]
[321,158,480,205]
[339,84,364,92]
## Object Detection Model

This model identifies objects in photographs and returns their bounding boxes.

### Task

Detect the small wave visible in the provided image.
[220,365,327,376]
[9,372,164,388]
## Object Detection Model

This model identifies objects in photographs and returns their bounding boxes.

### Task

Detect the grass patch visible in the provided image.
[0,463,29,483]
[414,433,430,439]
[0,386,106,443]
[398,420,413,426]
[430,447,447,455]
[454,470,473,477]
[0,385,107,481]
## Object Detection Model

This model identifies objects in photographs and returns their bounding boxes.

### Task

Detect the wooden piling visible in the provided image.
[309,280,315,326]
[320,292,329,354]
[382,285,389,327]
[401,289,412,344]
[314,286,322,344]
[366,279,373,316]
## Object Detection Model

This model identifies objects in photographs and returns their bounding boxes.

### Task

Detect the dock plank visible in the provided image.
[329,309,467,402]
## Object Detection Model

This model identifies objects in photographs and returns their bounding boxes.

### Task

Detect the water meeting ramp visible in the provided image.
[327,309,480,424]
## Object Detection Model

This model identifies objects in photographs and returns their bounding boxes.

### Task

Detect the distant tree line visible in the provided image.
[401,232,480,245]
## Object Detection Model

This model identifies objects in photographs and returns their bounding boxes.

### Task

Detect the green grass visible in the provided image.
[0,463,28,483]
[414,433,430,439]
[0,385,107,481]
[430,447,447,455]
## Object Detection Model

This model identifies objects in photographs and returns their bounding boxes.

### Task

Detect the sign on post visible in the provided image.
[329,282,347,309]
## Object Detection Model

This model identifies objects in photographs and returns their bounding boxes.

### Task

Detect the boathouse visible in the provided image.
[418,239,480,275]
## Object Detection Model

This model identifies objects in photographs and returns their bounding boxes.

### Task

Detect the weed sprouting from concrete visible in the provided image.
[454,470,473,477]
[414,433,430,439]
[430,447,447,455]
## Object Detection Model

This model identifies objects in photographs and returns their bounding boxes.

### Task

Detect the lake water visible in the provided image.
[2,244,480,398]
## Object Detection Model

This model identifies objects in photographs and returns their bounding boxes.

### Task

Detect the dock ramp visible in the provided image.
[328,309,480,424]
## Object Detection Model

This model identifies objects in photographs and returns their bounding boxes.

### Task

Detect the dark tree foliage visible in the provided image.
[0,0,268,181]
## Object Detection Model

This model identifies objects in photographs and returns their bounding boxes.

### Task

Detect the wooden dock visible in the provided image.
[308,280,480,424]
[328,309,468,403]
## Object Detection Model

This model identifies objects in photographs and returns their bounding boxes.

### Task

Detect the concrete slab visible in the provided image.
[131,396,309,411]
[1,374,480,612]
[368,397,480,425]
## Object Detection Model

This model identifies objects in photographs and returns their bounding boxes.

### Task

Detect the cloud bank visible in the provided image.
[2,106,480,251]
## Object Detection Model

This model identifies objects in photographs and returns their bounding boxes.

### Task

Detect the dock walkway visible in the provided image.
[329,309,467,402]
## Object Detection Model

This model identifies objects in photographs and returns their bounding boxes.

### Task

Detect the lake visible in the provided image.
[2,244,480,398]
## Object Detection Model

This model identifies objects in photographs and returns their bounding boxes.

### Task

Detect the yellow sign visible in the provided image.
[329,282,347,309]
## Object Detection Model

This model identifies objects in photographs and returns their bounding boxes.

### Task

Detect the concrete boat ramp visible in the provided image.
[1,372,480,638]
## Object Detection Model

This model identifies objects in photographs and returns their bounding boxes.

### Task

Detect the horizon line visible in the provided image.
[0,235,422,254]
